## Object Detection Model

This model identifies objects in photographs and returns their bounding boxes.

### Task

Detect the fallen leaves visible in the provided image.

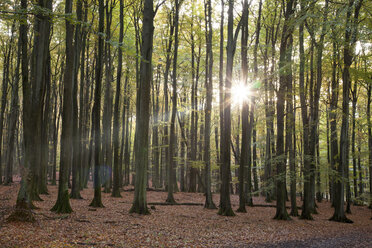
[0,182,371,247]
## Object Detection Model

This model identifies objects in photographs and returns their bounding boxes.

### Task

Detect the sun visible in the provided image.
[231,83,251,106]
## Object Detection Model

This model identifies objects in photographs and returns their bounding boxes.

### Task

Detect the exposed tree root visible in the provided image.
[274,212,291,220]
[329,215,353,223]
[6,208,35,223]
[236,206,247,213]
[218,207,235,216]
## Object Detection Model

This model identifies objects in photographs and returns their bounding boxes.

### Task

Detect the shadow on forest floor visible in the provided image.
[0,182,371,247]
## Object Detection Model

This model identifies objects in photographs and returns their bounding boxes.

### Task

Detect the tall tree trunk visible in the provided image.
[367,83,372,210]
[90,0,105,208]
[263,26,272,202]
[274,0,295,221]
[129,0,154,214]
[51,0,74,213]
[357,127,363,196]
[0,26,14,185]
[102,0,114,193]
[351,82,358,201]
[299,1,312,220]
[217,0,225,194]
[306,0,329,213]
[39,49,51,195]
[286,34,298,217]
[189,8,198,193]
[166,0,181,204]
[70,0,83,199]
[329,26,339,208]
[218,0,239,217]
[330,0,362,223]
[112,0,125,198]
[4,31,20,185]
[237,0,249,213]
[203,0,216,209]
[250,0,262,201]
[26,0,52,202]
[79,2,89,190]
[7,0,35,222]
[162,10,174,191]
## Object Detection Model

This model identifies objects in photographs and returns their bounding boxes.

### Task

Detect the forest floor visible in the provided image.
[0,182,371,247]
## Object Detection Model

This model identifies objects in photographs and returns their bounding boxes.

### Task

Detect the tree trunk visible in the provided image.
[203,0,217,209]
[7,0,36,222]
[367,83,372,209]
[162,9,174,191]
[166,0,181,204]
[351,82,358,201]
[51,0,74,213]
[218,0,239,217]
[4,31,20,186]
[251,0,262,199]
[237,0,249,213]
[112,0,125,198]
[129,0,154,214]
[70,0,83,200]
[299,1,312,220]
[286,35,298,217]
[102,0,114,194]
[274,0,295,221]
[218,0,225,194]
[0,26,14,185]
[189,9,198,193]
[89,0,105,208]
[330,0,362,223]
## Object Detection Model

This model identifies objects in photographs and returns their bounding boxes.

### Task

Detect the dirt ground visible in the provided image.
[0,182,371,247]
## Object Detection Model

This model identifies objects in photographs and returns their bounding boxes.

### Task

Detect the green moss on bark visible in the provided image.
[51,190,72,214]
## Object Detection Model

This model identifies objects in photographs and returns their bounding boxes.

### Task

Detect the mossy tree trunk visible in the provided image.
[7,0,35,222]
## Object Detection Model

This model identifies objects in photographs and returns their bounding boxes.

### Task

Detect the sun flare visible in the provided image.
[231,83,251,106]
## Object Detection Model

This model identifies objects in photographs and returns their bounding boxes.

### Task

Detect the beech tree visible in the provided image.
[129,0,156,214]
[1,0,370,227]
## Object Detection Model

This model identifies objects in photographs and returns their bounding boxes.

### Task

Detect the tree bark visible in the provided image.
[70,0,83,200]
[330,0,362,223]
[7,0,36,222]
[274,0,295,221]
[237,0,249,213]
[4,26,20,186]
[351,82,358,200]
[90,0,105,208]
[51,0,74,213]
[203,0,216,209]
[112,0,125,198]
[167,0,182,204]
[218,0,239,217]
[129,0,155,214]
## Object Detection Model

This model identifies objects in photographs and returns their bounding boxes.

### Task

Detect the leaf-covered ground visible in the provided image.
[1,182,371,247]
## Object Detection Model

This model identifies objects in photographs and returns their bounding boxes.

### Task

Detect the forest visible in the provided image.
[0,0,371,247]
